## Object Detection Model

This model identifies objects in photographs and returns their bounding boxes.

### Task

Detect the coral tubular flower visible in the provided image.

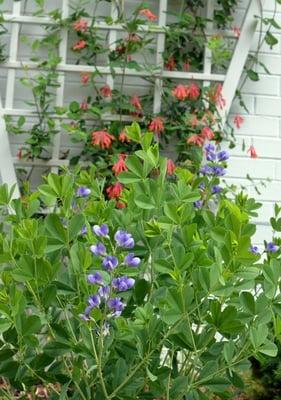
[167,159,176,176]
[130,95,142,111]
[100,84,112,98]
[187,134,205,147]
[139,8,157,21]
[233,25,241,38]
[80,101,88,110]
[73,40,87,51]
[234,114,244,129]
[247,145,258,159]
[106,182,123,199]
[91,130,115,149]
[187,83,200,100]
[73,18,88,32]
[165,56,176,71]
[119,130,130,143]
[112,154,128,176]
[201,126,214,140]
[183,60,190,71]
[172,84,189,101]
[148,117,164,135]
[81,73,90,85]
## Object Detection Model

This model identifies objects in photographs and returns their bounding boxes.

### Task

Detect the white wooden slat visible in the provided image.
[105,2,118,91]
[153,0,167,115]
[220,0,262,126]
[51,0,69,174]
[2,61,226,81]
[203,0,214,86]
[0,1,21,198]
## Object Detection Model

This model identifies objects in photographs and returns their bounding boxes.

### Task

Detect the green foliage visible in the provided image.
[0,127,280,398]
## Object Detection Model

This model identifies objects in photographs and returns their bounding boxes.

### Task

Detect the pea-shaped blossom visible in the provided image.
[93,224,109,237]
[98,285,110,299]
[267,242,279,253]
[212,185,222,194]
[124,253,141,267]
[79,295,100,321]
[81,225,87,235]
[88,272,103,285]
[194,200,203,209]
[217,150,229,161]
[250,245,260,255]
[200,165,213,176]
[211,166,226,176]
[206,152,216,162]
[112,276,135,292]
[108,297,125,317]
[204,144,215,153]
[76,186,91,197]
[103,255,118,271]
[90,243,106,256]
[114,230,135,248]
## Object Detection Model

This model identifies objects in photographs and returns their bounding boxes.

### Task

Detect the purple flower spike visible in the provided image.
[124,253,141,267]
[90,242,106,256]
[194,200,203,209]
[102,255,118,271]
[112,276,135,292]
[93,224,109,237]
[88,295,100,308]
[114,230,135,249]
[76,186,91,197]
[88,272,103,285]
[212,185,222,194]
[217,150,229,161]
[211,166,226,176]
[250,245,260,255]
[206,152,216,162]
[204,144,215,153]
[107,297,125,317]
[81,225,87,235]
[98,285,110,299]
[200,165,212,176]
[267,242,279,253]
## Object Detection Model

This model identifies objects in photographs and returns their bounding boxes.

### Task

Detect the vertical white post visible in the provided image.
[106,2,118,91]
[0,1,21,197]
[153,0,167,115]
[51,0,69,174]
[203,0,214,89]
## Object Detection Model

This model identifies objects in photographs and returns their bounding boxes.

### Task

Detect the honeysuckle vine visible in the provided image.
[1,0,281,193]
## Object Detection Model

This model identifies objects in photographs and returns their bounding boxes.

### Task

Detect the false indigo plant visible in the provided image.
[0,126,280,399]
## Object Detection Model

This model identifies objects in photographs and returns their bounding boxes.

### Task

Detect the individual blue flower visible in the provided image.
[102,255,118,271]
[107,297,125,317]
[124,253,141,267]
[250,245,260,255]
[114,230,135,249]
[204,144,215,153]
[198,182,205,190]
[93,224,109,237]
[194,200,203,209]
[76,186,91,197]
[90,242,106,256]
[81,225,87,235]
[112,276,135,292]
[212,185,222,194]
[88,272,103,285]
[211,166,226,176]
[98,285,110,299]
[200,165,212,175]
[88,295,101,308]
[206,152,216,162]
[267,242,279,253]
[217,150,229,161]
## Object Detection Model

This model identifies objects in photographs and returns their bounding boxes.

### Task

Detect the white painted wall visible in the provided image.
[0,0,281,244]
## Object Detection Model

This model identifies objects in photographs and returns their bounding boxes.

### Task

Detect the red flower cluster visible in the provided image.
[91,130,115,149]
[73,40,87,51]
[100,84,112,98]
[107,182,123,199]
[148,117,164,135]
[73,18,88,32]
[119,130,130,143]
[80,73,90,85]
[112,154,128,176]
[167,159,176,175]
[248,145,258,159]
[234,114,244,129]
[172,83,200,101]
[139,8,157,21]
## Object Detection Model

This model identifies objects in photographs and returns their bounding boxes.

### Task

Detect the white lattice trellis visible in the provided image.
[0,0,262,199]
